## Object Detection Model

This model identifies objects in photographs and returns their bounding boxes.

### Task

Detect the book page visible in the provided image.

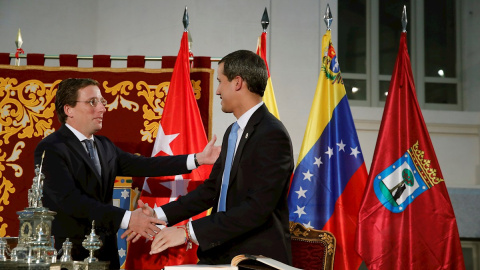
[231,255,301,270]
[165,264,238,270]
[255,257,301,270]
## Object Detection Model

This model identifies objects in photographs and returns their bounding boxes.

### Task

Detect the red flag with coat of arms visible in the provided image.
[355,32,465,269]
[125,30,212,269]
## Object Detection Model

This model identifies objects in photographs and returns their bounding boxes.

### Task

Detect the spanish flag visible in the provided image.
[256,31,280,119]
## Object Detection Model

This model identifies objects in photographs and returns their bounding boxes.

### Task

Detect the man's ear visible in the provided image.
[234,76,243,91]
[64,104,73,118]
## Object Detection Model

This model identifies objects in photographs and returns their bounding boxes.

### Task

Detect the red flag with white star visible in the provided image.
[125,31,211,269]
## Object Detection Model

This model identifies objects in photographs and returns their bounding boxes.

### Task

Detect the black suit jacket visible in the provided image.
[162,104,294,265]
[34,124,190,269]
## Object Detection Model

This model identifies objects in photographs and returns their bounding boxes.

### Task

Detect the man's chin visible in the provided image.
[93,125,102,133]
[221,106,232,113]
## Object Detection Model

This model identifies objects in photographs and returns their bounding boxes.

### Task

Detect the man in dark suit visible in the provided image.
[125,50,294,265]
[34,78,219,269]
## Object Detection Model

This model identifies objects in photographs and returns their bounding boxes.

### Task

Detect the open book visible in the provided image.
[164,255,301,270]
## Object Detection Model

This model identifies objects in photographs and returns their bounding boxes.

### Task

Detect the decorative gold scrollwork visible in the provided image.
[319,232,335,255]
[0,78,57,237]
[0,75,205,237]
[0,78,57,145]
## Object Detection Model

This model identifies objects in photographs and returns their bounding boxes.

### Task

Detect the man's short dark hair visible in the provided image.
[219,50,268,97]
[55,78,100,124]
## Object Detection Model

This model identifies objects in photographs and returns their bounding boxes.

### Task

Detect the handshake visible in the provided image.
[120,200,191,254]
[119,135,220,254]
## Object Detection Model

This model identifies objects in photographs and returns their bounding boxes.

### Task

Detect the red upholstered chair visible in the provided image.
[290,221,336,270]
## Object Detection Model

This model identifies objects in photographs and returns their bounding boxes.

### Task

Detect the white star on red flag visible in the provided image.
[160,174,191,202]
[151,124,179,156]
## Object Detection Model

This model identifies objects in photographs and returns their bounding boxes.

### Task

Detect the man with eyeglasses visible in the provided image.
[34,78,220,269]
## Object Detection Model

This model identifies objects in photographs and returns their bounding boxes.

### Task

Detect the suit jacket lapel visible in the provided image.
[228,104,267,185]
[59,125,103,184]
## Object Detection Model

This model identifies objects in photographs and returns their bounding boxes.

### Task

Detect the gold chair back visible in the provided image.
[289,221,336,270]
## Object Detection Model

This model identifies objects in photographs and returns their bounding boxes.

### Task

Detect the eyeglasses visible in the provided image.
[75,97,108,107]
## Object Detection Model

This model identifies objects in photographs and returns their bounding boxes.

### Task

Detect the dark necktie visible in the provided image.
[218,122,239,212]
[84,139,101,175]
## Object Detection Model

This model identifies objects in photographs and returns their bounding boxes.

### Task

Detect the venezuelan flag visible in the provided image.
[287,30,367,270]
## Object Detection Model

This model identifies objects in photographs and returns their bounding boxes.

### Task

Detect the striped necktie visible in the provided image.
[84,139,101,175]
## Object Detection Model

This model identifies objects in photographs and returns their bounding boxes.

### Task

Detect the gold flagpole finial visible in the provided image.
[15,28,24,66]
[15,28,23,48]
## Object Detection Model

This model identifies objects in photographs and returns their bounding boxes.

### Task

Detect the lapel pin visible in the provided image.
[245,133,248,139]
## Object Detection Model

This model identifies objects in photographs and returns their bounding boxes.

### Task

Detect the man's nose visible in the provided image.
[99,103,107,111]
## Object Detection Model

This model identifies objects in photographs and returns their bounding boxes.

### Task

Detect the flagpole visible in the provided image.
[7,54,222,62]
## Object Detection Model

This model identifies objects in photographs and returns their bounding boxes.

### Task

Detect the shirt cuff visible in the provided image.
[186,154,197,170]
[188,221,199,245]
[120,210,131,230]
[154,207,168,230]
[154,207,168,222]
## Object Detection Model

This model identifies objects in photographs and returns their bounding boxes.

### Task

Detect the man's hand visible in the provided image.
[196,135,220,165]
[121,200,165,242]
[138,199,154,217]
[150,226,187,255]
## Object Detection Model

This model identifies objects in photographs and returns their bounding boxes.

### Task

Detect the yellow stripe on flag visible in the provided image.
[257,33,280,119]
[264,77,279,119]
